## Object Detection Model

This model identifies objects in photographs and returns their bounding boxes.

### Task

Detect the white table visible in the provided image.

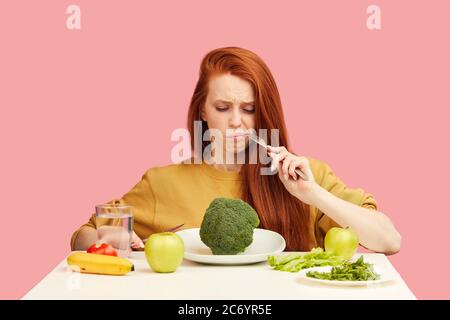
[22,252,416,300]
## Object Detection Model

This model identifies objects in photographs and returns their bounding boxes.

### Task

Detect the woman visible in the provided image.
[71,47,401,254]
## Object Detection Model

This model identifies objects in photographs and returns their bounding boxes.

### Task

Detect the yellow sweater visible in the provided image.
[70,157,378,250]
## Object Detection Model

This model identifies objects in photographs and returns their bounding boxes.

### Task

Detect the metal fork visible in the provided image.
[246,133,308,181]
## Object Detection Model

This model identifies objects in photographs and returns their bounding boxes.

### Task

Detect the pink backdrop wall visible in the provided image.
[1,0,448,299]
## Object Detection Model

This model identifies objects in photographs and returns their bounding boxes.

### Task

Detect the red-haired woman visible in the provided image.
[71,47,401,255]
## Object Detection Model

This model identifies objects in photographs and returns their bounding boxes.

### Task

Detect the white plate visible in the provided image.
[175,228,286,265]
[298,265,396,287]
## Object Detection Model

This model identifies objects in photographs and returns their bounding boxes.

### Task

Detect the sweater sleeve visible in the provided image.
[70,169,156,250]
[313,160,379,245]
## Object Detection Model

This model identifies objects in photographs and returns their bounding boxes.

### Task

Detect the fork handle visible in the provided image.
[294,168,308,181]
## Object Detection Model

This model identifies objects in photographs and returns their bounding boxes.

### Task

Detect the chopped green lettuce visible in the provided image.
[267,248,345,272]
[306,256,380,281]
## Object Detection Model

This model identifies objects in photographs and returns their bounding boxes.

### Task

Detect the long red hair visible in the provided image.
[187,47,311,251]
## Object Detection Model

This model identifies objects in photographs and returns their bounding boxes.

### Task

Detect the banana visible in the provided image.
[67,252,134,275]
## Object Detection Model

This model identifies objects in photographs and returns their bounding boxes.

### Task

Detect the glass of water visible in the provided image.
[95,203,134,258]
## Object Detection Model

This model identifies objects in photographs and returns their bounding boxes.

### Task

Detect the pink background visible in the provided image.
[0,0,448,299]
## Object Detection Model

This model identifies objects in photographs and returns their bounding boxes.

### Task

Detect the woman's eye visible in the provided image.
[215,106,229,112]
[215,105,255,113]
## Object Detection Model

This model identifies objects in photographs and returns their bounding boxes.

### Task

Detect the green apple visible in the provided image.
[324,227,359,260]
[144,232,184,273]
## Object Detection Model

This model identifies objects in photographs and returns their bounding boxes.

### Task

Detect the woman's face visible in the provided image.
[201,73,256,155]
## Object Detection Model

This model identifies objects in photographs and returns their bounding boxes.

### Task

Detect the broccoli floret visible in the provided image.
[200,197,260,255]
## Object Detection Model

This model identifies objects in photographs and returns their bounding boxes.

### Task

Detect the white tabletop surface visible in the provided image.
[22,252,416,300]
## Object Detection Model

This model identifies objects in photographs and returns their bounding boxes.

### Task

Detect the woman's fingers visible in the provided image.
[282,156,296,180]
[289,158,309,180]
[97,226,131,250]
[269,151,287,172]
[96,226,145,251]
[130,231,144,249]
[291,157,313,181]
[288,158,301,180]
[268,146,312,181]
[269,148,291,175]
[267,145,286,154]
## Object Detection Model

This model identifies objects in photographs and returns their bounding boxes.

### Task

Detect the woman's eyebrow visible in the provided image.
[214,99,255,105]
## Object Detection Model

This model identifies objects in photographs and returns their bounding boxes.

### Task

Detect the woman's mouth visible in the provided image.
[226,131,248,138]
[230,135,245,141]
[226,134,247,142]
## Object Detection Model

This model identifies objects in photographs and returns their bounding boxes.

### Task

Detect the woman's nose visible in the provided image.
[229,109,242,127]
